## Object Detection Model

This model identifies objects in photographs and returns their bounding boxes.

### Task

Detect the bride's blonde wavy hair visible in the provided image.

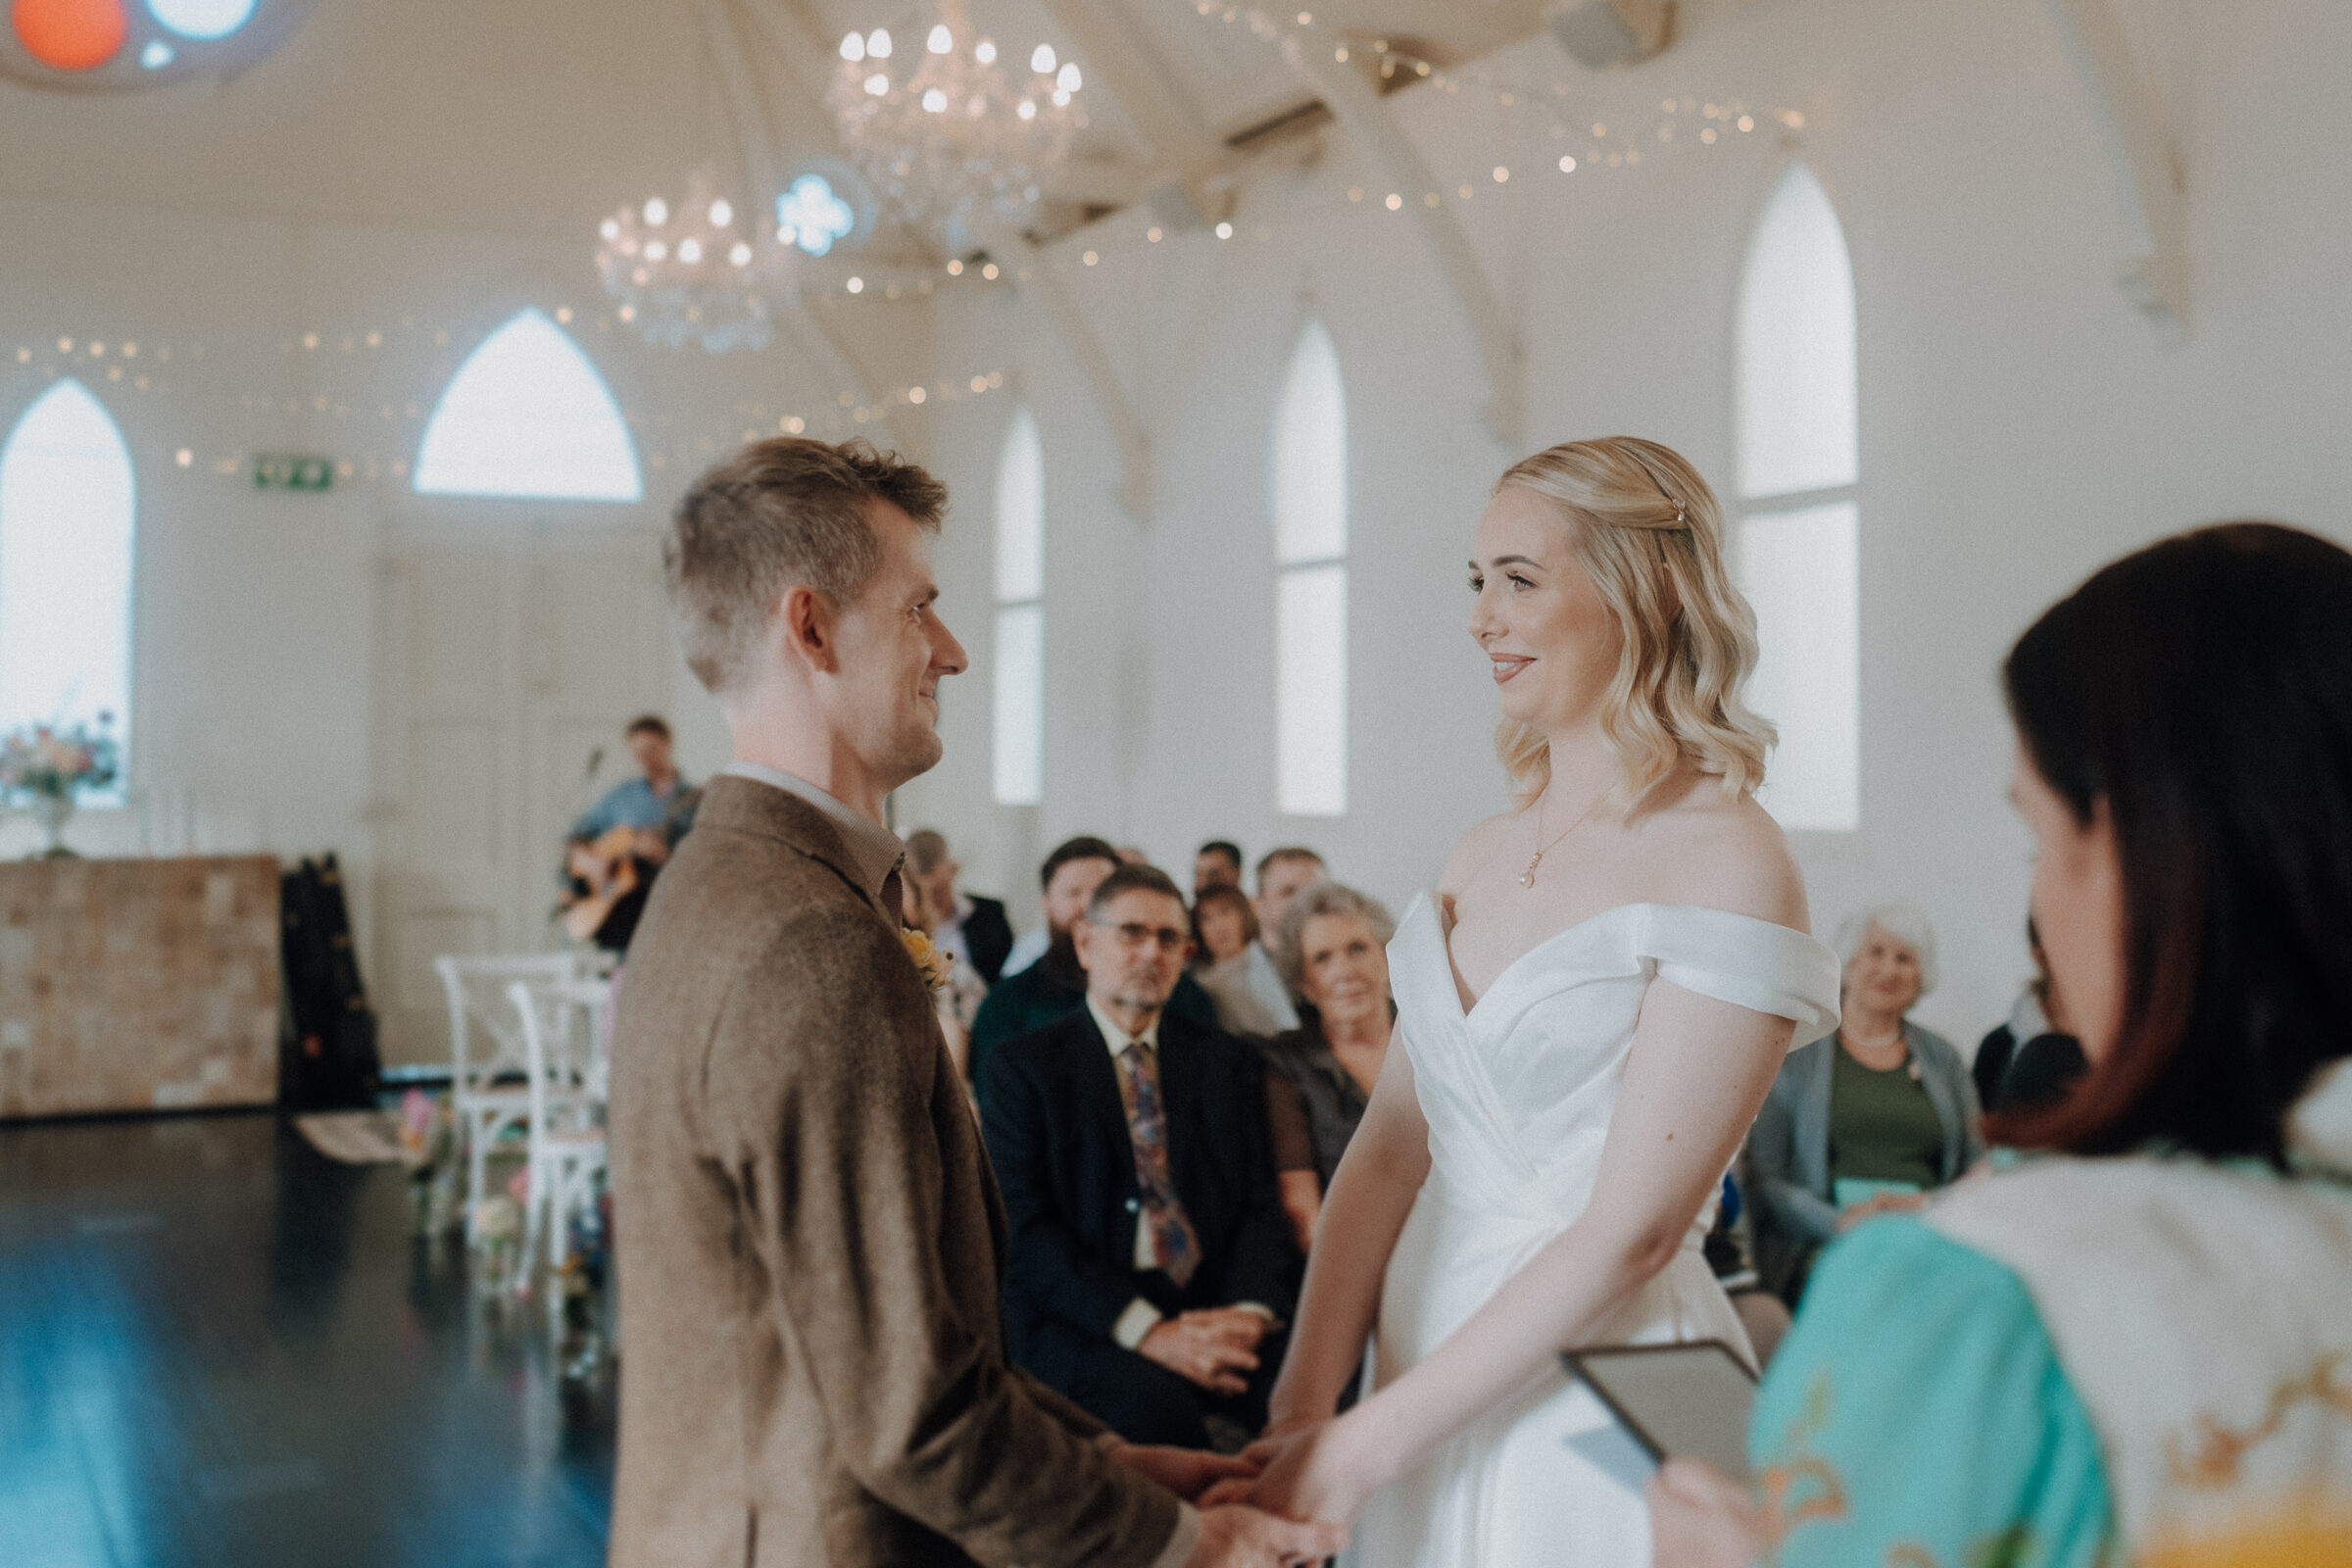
[1492,437,1775,809]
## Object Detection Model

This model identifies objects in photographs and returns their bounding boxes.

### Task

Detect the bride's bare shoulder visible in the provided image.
[1437,808,1523,898]
[1642,786,1808,929]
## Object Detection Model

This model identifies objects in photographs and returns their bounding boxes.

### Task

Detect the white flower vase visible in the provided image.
[29,794,74,858]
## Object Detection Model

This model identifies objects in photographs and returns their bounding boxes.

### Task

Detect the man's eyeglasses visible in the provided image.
[1096,919,1189,954]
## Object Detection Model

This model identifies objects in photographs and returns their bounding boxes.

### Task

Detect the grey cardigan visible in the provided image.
[1748,1022,1985,1299]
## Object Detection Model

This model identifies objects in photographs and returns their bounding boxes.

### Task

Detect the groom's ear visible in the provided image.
[779,583,841,675]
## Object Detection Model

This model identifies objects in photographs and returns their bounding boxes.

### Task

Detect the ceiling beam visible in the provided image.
[1029,0,1234,227]
[2037,0,2187,336]
[1278,27,1522,448]
[971,219,1152,518]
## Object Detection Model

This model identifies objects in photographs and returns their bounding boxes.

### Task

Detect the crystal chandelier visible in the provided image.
[829,0,1086,240]
[595,171,801,354]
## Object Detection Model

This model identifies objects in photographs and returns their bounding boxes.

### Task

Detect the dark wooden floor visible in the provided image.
[0,1111,613,1568]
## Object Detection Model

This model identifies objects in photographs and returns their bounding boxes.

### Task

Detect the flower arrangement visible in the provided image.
[902,926,956,995]
[2,715,121,856]
[0,715,120,802]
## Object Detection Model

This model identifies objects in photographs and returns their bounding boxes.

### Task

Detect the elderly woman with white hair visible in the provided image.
[1747,903,1984,1302]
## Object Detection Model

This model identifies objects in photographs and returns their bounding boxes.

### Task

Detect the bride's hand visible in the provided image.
[1241,1408,1327,1465]
[1244,1416,1383,1528]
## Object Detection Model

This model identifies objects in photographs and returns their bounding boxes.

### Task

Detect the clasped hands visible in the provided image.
[1107,1439,1346,1567]
[1183,1418,1767,1568]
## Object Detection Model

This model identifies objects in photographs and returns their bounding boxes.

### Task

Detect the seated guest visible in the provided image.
[1195,840,1244,898]
[1749,903,1983,1302]
[999,836,1115,979]
[903,828,1014,984]
[1651,522,2352,1566]
[1258,883,1395,1254]
[971,838,1217,1084]
[980,865,1300,1449]
[1251,847,1326,948]
[1977,917,2090,1114]
[1192,884,1299,1041]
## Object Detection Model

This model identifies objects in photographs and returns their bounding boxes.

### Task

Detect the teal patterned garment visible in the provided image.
[1749,1217,2116,1568]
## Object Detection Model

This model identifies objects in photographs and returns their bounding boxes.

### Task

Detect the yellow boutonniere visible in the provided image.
[902,927,955,995]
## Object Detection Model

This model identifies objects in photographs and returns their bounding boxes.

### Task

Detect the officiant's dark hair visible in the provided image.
[1994,522,2352,1164]
[665,437,948,695]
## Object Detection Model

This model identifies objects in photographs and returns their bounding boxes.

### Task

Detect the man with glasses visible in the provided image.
[979,864,1299,1450]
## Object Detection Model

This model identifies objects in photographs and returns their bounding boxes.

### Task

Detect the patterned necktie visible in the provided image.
[1112,1037,1201,1288]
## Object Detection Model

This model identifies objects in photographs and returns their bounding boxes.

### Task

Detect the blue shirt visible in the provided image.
[569,775,697,843]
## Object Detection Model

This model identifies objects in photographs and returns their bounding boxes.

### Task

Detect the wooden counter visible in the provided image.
[0,856,280,1119]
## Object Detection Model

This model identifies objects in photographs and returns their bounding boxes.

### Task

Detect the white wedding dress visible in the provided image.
[1351,896,1840,1568]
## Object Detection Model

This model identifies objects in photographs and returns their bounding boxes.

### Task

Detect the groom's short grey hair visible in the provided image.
[665,437,948,696]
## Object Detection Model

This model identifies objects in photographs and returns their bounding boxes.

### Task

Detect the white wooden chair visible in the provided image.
[434,953,586,1223]
[506,976,612,1320]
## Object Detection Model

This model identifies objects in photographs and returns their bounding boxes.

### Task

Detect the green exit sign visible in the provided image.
[253,454,335,492]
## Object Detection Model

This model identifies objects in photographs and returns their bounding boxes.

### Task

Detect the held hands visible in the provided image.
[1138,1308,1269,1396]
[1106,1443,1347,1567]
[1215,1416,1383,1533]
[1109,1443,1258,1502]
[1186,1505,1348,1568]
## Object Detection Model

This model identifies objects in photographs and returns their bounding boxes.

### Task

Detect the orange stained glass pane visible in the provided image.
[13,0,128,71]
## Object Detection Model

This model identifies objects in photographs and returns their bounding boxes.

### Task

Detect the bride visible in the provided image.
[1241,438,1841,1564]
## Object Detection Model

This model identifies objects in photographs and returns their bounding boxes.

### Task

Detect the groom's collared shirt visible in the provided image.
[719,760,903,902]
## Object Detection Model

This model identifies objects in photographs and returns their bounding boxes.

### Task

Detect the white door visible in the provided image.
[370,517,672,1064]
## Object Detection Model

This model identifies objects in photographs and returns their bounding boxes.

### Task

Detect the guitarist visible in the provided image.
[561,715,702,953]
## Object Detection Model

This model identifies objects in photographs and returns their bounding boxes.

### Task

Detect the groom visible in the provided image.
[607,437,1341,1568]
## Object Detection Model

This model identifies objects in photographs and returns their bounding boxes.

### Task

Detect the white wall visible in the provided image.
[895,0,2352,1048]
[0,214,927,1064]
[6,0,2348,1059]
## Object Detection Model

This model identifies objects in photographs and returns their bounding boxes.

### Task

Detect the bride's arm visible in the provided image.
[1255,977,1796,1520]
[1261,1038,1431,1431]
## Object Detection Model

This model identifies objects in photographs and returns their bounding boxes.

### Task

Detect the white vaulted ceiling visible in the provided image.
[0,0,1562,239]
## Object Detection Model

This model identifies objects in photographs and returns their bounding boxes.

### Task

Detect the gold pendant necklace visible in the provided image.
[1519,788,1607,889]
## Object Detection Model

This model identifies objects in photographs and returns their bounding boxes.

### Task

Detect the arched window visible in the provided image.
[415,308,642,502]
[1736,161,1858,832]
[992,406,1045,807]
[0,380,136,782]
[1272,318,1348,817]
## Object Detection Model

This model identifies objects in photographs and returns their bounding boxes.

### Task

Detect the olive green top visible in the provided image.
[1827,1042,1946,1193]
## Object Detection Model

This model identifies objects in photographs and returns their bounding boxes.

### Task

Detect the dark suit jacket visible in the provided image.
[977,1006,1300,1389]
[607,777,1178,1568]
[962,895,1014,986]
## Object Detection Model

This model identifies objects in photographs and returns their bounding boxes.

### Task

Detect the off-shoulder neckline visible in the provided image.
[1415,895,1818,1019]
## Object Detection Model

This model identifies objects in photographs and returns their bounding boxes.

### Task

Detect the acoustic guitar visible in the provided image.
[560,824,649,945]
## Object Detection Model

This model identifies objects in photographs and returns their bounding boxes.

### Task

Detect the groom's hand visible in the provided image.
[1109,1443,1258,1501]
[1187,1505,1347,1567]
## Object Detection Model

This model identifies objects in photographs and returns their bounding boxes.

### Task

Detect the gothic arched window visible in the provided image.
[1272,318,1348,817]
[415,308,642,502]
[1736,162,1859,831]
[992,406,1046,807]
[0,380,136,781]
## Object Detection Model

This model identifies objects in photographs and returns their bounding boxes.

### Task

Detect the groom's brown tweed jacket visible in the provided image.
[609,776,1180,1568]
